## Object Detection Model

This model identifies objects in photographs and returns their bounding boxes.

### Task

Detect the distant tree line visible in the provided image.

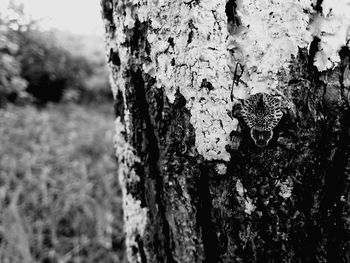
[0,1,111,107]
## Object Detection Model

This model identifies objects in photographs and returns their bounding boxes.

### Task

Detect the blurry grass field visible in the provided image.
[0,103,124,263]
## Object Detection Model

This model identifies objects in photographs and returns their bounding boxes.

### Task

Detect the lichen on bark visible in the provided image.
[102,0,350,262]
[144,0,237,162]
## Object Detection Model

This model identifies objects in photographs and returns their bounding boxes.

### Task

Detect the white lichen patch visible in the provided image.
[244,197,256,215]
[310,0,350,71]
[276,179,293,199]
[230,0,315,96]
[236,179,245,197]
[114,117,148,262]
[236,179,256,215]
[123,193,148,245]
[107,0,237,161]
[215,163,227,175]
[144,0,235,161]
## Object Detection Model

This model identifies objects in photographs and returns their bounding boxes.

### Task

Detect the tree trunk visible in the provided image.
[101,0,350,262]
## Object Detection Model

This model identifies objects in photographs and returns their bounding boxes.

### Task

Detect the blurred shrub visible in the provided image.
[0,1,112,105]
[17,29,95,103]
[0,13,29,106]
[53,31,113,104]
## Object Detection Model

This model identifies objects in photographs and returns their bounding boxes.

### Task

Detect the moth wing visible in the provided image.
[241,94,261,129]
[265,95,283,128]
[241,104,257,129]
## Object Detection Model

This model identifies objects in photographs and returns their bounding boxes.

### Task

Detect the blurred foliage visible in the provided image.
[0,2,124,262]
[17,29,94,103]
[0,103,125,262]
[0,4,29,106]
[0,1,112,106]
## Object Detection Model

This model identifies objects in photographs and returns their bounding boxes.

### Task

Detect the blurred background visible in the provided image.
[0,0,125,262]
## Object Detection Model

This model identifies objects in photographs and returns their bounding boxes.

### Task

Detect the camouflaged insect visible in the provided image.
[241,93,283,147]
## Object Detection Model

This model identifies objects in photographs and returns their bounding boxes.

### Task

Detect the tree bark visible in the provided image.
[101,0,350,262]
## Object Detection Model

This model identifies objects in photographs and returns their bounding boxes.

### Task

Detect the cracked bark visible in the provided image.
[102,0,350,262]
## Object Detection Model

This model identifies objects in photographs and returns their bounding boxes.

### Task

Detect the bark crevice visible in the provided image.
[128,68,176,263]
[321,46,350,262]
[197,164,219,263]
[225,0,240,35]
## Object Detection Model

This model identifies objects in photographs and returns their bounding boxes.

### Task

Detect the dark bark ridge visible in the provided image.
[120,13,218,262]
[215,1,350,261]
[123,19,175,262]
[218,45,350,262]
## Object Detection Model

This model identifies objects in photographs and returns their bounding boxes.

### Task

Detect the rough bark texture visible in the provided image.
[101,0,350,262]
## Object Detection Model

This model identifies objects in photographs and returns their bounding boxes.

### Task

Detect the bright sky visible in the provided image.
[1,0,104,35]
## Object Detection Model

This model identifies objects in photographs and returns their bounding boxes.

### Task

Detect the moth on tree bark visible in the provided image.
[101,0,350,262]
